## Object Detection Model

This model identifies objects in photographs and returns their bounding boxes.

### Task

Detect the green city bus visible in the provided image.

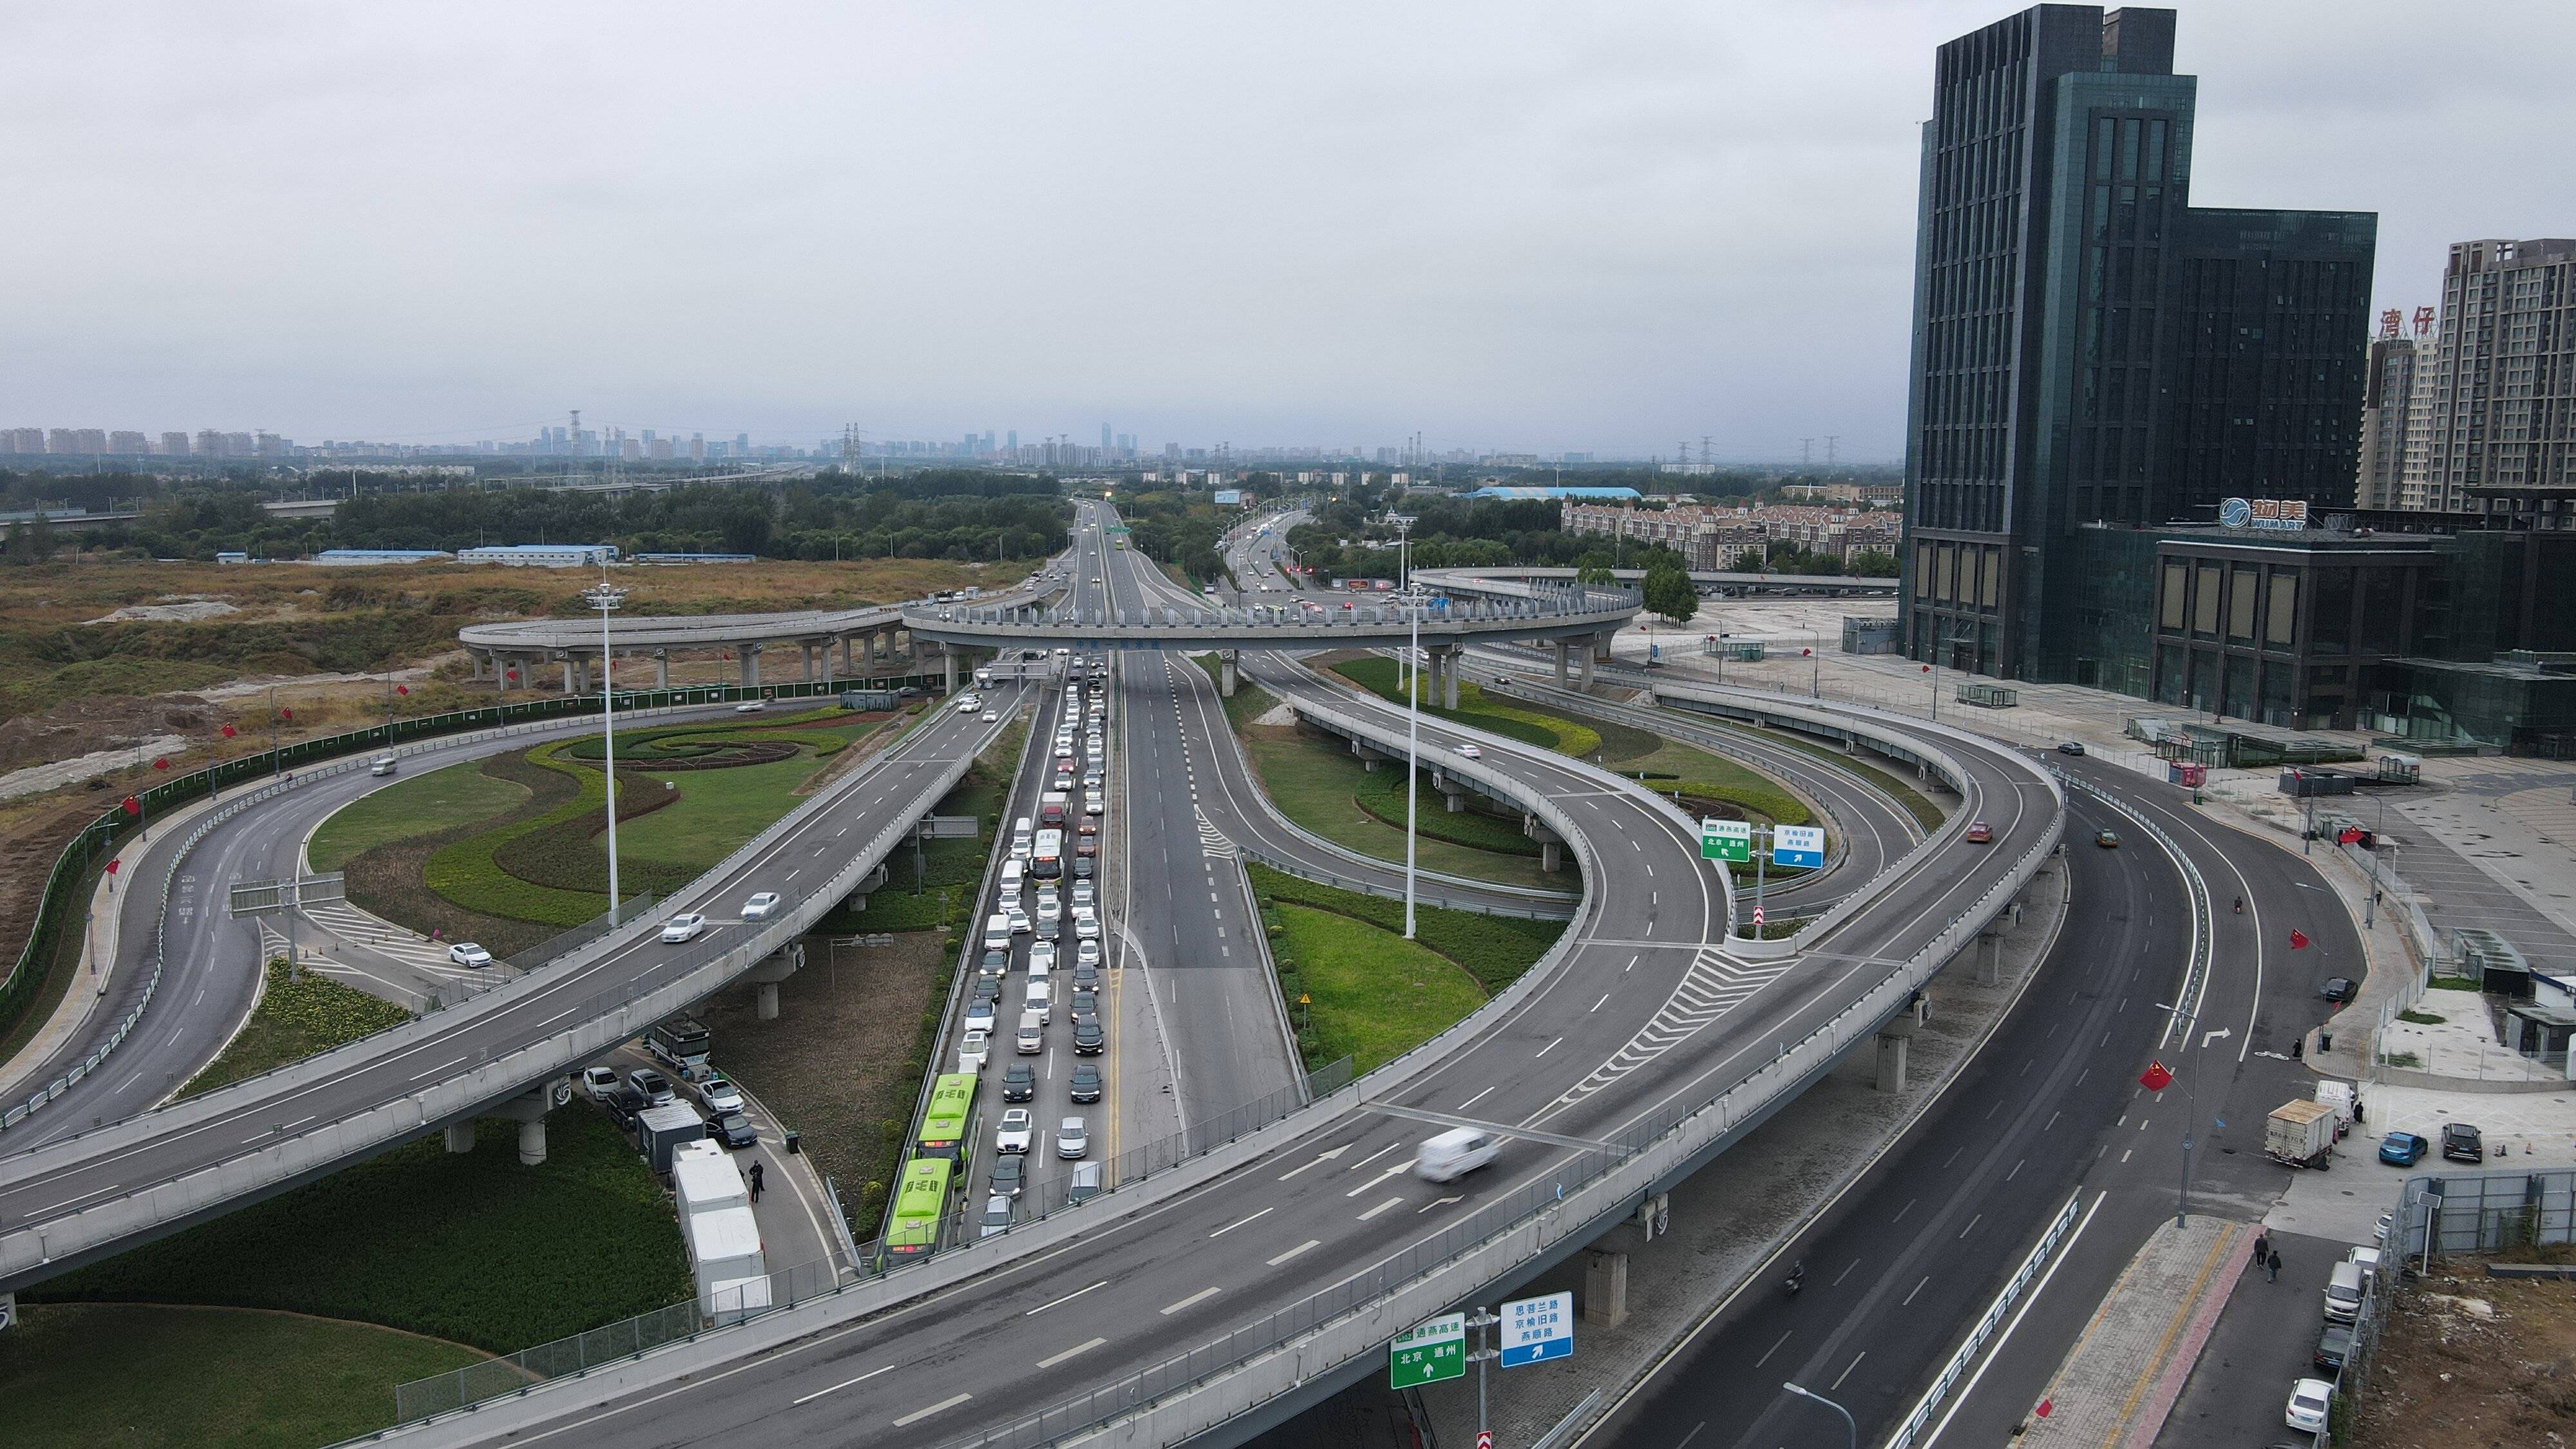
[918,1071,978,1160]
[884,1157,954,1258]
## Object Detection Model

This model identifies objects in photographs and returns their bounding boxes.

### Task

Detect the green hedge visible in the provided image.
[1346,768,1542,856]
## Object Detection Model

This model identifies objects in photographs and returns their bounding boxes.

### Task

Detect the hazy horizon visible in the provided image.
[6,2,2570,462]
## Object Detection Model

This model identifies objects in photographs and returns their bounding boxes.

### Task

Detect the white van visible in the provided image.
[1016,1011,1045,1055]
[1414,1128,1499,1183]
[1026,979,1053,1024]
[983,913,1012,954]
[369,753,398,777]
[2322,1260,2365,1324]
[1000,859,1026,896]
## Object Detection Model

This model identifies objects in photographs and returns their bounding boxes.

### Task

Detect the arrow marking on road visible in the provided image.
[1277,1146,1349,1180]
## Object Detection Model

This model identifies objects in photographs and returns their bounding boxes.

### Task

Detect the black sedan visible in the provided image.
[2441,1122,2485,1162]
[2319,977,2359,1004]
[1001,1063,1037,1103]
[713,1112,759,1150]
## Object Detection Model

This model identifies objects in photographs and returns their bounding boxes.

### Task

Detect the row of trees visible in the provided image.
[5,469,1070,564]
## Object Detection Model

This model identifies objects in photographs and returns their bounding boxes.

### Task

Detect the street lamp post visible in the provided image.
[583,566,627,922]
[1782,1381,1857,1449]
[2154,998,2204,1229]
[1403,585,1421,940]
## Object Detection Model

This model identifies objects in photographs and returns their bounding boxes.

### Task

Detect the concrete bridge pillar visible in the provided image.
[518,1118,547,1166]
[1578,639,1596,689]
[1220,650,1239,698]
[1976,930,2003,985]
[1440,647,1461,709]
[1351,739,1391,772]
[489,1078,567,1166]
[740,644,762,688]
[1445,788,1468,813]
[1525,813,1565,873]
[841,635,857,674]
[653,649,670,688]
[1555,640,1572,687]
[746,941,805,1021]
[1595,632,1614,663]
[943,648,960,694]
[1584,1250,1630,1329]
[468,650,486,681]
[1875,1017,1916,1093]
[842,864,890,914]
[444,1121,476,1154]
[800,641,817,684]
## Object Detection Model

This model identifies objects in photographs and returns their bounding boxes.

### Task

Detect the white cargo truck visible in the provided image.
[2266,1099,2337,1169]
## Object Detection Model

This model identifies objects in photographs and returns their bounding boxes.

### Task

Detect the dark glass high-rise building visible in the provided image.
[1899,5,2376,685]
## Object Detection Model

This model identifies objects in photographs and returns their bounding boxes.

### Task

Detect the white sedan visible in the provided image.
[446,942,493,968]
[982,710,999,722]
[2286,1379,2333,1434]
[1454,743,1482,759]
[694,1075,744,1115]
[996,1107,1035,1154]
[958,1030,990,1071]
[740,891,783,920]
[659,913,709,943]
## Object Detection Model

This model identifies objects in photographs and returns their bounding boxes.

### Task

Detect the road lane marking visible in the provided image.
[1754,1330,1792,1368]
[2005,1158,2023,1182]
[1830,1350,1867,1392]
[1591,993,1610,1012]
[1833,1258,1860,1286]
[1358,1196,1406,1220]
[1160,1287,1221,1316]
[1347,1162,1410,1197]
[1037,1337,1107,1368]
[410,1055,468,1081]
[1534,1036,1563,1059]
[1023,1280,1110,1316]
[791,1364,891,1405]
[892,1393,971,1427]
[1266,1238,1323,1268]
[1903,1275,1931,1305]
[1958,1213,1982,1239]
[1344,1142,1398,1173]
[1459,1085,1497,1112]
[1419,1195,1462,1213]
[1892,1197,1917,1224]
[1209,1207,1273,1238]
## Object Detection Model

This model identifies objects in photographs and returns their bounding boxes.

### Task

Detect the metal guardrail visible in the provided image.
[1885,1191,2085,1449]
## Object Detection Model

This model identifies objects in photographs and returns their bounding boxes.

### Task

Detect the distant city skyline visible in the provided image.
[5,4,2570,462]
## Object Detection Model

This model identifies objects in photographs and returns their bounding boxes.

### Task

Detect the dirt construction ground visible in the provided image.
[2350,1262,2576,1448]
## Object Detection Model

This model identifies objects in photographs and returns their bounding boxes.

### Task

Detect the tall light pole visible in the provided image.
[583,565,627,922]
[1782,1382,1857,1449]
[1403,583,1421,940]
[2154,998,2204,1228]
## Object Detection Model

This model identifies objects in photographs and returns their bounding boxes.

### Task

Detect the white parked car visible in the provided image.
[695,1075,744,1115]
[958,1030,990,1071]
[447,942,493,968]
[2285,1379,2333,1434]
[659,913,708,943]
[581,1066,621,1102]
[740,891,783,920]
[1056,1116,1089,1159]
[996,1107,1034,1154]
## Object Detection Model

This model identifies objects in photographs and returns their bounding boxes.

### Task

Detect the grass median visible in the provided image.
[180,958,413,1099]
[0,1302,484,1449]
[1251,862,1562,1071]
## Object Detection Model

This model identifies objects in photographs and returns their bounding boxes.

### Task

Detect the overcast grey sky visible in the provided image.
[5,3,2570,461]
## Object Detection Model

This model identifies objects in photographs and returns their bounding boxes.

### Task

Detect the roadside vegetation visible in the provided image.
[0,1302,482,1449]
[1696,715,1947,832]
[181,958,413,1099]
[26,1106,687,1351]
[1251,863,1562,1072]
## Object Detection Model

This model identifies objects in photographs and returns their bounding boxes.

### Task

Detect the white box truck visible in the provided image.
[684,1202,768,1324]
[672,1139,749,1215]
[638,1101,708,1177]
[2265,1099,2337,1169]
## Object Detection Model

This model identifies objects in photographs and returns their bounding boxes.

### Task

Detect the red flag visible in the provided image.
[106,858,120,875]
[279,707,292,721]
[152,757,167,770]
[220,724,236,738]
[2290,929,2311,950]
[120,796,140,818]
[397,684,409,696]
[2139,1060,2174,1092]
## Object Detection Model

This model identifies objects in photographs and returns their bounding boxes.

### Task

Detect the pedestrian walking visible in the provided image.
[2253,1231,2269,1265]
[749,1160,766,1203]
[2266,1248,2281,1283]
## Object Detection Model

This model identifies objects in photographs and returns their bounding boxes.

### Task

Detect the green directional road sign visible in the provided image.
[1700,818,1752,863]
[1389,1312,1468,1388]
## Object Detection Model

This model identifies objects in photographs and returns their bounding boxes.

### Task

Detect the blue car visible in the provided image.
[2378,1131,2429,1167]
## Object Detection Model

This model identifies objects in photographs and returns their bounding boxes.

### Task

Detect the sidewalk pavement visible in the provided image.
[2148,1229,2340,1449]
[2018,1217,2255,1449]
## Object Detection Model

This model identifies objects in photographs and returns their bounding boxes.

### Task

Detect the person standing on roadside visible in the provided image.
[2266,1247,2282,1283]
[749,1159,766,1203]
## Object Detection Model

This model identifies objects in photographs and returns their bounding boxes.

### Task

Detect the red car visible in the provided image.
[1964,820,1993,844]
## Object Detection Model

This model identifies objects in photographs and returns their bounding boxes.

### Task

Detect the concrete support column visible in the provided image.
[741,644,762,688]
[1220,650,1238,698]
[800,641,816,684]
[1976,930,2003,986]
[1542,840,1562,871]
[841,635,856,674]
[518,1118,548,1166]
[746,940,803,1022]
[1584,1250,1631,1329]
[654,649,670,688]
[1578,640,1596,688]
[444,1121,477,1155]
[561,658,576,694]
[1442,647,1460,710]
[468,650,485,681]
[1875,1021,1915,1093]
[1555,639,1571,686]
[943,649,959,694]
[756,981,782,1020]
[1595,632,1614,662]
[1444,790,1468,813]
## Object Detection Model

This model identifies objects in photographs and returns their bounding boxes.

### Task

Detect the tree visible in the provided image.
[1642,562,1699,629]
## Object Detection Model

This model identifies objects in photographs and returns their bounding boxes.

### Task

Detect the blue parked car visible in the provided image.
[2378,1130,2430,1167]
